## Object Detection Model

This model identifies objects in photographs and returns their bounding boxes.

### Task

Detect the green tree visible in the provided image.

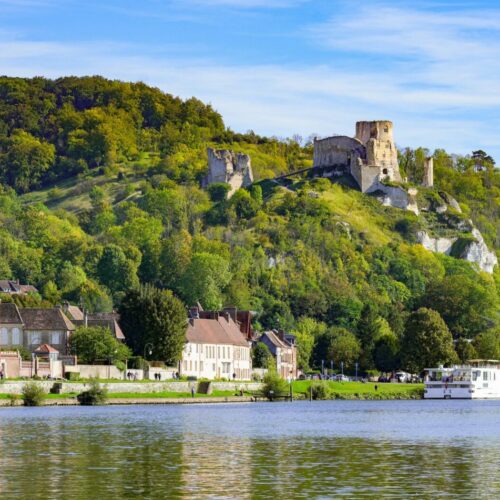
[96,244,139,298]
[455,338,478,363]
[422,274,496,338]
[179,252,231,310]
[119,285,187,365]
[473,328,500,360]
[207,182,230,202]
[69,326,131,364]
[290,317,326,370]
[327,327,361,369]
[0,130,55,192]
[401,308,457,373]
[252,342,273,369]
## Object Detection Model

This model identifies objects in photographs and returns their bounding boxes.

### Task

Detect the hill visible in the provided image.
[0,75,498,371]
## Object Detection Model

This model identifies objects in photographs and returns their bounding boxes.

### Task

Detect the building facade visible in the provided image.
[313,120,402,193]
[258,330,298,379]
[181,310,252,380]
[0,302,75,354]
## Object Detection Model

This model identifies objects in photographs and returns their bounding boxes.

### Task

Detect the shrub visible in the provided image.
[22,381,46,406]
[77,379,108,406]
[128,356,148,370]
[261,371,289,401]
[7,393,20,406]
[310,381,331,400]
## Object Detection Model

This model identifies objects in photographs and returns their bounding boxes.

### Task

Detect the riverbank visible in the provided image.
[293,381,424,400]
[0,380,424,406]
[0,395,255,406]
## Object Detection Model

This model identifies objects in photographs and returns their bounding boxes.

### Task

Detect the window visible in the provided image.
[483,371,488,381]
[51,332,61,345]
[31,332,41,345]
[0,327,8,345]
[12,327,21,345]
[200,361,203,371]
[222,362,231,374]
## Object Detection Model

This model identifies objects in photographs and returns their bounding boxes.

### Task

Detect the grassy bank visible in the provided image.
[292,381,424,400]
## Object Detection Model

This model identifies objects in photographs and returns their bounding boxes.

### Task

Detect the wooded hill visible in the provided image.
[0,76,498,372]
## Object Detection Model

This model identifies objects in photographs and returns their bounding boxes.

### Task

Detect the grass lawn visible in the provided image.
[292,381,424,399]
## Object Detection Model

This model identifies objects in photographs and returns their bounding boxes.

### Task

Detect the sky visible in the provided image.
[1,0,499,160]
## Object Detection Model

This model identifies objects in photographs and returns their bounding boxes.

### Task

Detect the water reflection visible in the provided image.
[0,401,498,498]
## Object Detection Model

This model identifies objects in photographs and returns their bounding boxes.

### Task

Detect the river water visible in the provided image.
[0,400,499,499]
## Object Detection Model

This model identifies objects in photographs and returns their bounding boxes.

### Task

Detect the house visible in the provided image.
[0,280,38,295]
[63,304,125,341]
[0,302,75,354]
[258,330,298,379]
[181,308,252,380]
[189,305,254,340]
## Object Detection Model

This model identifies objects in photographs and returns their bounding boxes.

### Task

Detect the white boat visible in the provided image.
[424,360,500,399]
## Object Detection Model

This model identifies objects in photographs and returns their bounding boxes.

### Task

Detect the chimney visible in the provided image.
[188,306,200,319]
[277,330,285,342]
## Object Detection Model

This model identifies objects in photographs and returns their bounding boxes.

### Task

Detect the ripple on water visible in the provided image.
[0,400,498,498]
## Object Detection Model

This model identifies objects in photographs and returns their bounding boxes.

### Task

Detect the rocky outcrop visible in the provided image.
[417,228,497,273]
[202,148,254,198]
[376,185,419,215]
[461,229,498,274]
[417,231,456,255]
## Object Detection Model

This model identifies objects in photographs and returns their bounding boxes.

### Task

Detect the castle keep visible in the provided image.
[313,120,402,193]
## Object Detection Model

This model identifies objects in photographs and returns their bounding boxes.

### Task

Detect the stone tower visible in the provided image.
[423,157,434,188]
[354,121,401,180]
[202,148,254,198]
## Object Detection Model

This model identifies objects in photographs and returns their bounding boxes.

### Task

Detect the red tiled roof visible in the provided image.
[187,316,249,347]
[35,344,59,353]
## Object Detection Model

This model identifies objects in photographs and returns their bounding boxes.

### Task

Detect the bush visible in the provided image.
[128,356,148,370]
[7,393,20,406]
[310,381,331,400]
[261,371,289,401]
[77,379,108,406]
[22,381,46,406]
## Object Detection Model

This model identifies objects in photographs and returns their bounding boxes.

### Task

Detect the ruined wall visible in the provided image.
[423,157,434,188]
[355,120,401,182]
[203,148,253,198]
[313,136,365,170]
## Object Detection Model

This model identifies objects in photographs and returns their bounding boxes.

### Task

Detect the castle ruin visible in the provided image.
[202,148,254,198]
[313,120,402,193]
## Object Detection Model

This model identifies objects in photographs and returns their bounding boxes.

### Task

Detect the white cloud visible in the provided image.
[1,2,500,160]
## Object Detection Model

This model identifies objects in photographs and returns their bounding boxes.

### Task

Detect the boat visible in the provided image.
[424,360,500,399]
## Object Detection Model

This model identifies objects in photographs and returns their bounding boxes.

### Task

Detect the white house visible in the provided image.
[180,313,252,380]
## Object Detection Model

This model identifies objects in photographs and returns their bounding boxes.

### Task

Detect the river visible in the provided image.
[0,400,499,498]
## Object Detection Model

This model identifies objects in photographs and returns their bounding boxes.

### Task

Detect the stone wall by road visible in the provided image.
[0,381,263,395]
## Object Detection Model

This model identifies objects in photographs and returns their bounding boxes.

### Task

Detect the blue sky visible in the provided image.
[1,0,500,160]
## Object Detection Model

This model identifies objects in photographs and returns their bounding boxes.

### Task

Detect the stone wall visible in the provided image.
[0,380,263,395]
[202,148,253,198]
[313,136,365,170]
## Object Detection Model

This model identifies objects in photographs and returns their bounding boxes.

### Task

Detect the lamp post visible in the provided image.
[144,343,153,380]
[355,362,358,381]
[144,343,153,361]
[341,361,344,378]
[321,359,324,377]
